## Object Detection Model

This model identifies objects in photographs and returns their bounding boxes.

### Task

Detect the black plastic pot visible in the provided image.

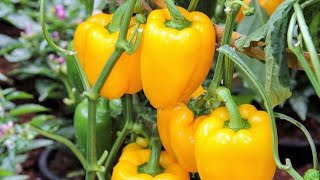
[38,148,61,180]
[279,139,320,168]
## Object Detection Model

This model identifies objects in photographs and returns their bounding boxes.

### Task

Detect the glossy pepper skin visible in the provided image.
[111,149,190,180]
[195,104,276,180]
[74,13,142,99]
[140,7,215,109]
[236,0,284,22]
[157,103,206,172]
[74,98,114,157]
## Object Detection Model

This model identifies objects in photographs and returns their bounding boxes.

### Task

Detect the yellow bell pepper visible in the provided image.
[111,149,190,180]
[157,102,206,172]
[74,13,142,99]
[236,0,284,22]
[140,7,215,109]
[195,104,276,180]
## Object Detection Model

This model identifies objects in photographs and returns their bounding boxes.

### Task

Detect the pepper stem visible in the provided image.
[215,86,244,131]
[138,136,164,176]
[107,1,128,33]
[164,0,191,30]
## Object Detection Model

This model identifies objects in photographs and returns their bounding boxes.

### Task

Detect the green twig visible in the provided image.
[104,94,133,176]
[40,0,74,56]
[29,125,86,168]
[187,0,199,11]
[275,113,319,169]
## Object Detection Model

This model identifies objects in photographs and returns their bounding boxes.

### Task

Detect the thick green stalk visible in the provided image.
[85,0,94,16]
[206,2,240,98]
[104,94,133,176]
[138,137,163,176]
[215,86,244,131]
[91,0,138,96]
[223,3,241,89]
[91,49,124,96]
[86,98,98,180]
[164,0,192,30]
[107,2,128,33]
[29,125,86,168]
[187,0,199,11]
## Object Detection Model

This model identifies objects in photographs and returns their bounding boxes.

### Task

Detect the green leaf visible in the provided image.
[236,0,268,36]
[233,93,256,105]
[0,72,11,83]
[0,34,18,48]
[0,168,13,176]
[288,93,308,120]
[3,13,36,30]
[0,2,14,18]
[264,0,294,107]
[30,114,55,127]
[2,176,29,180]
[66,42,85,93]
[9,64,56,79]
[18,139,53,153]
[6,91,33,101]
[4,48,32,62]
[235,24,268,51]
[218,45,265,90]
[35,79,64,101]
[9,104,49,116]
[234,51,266,102]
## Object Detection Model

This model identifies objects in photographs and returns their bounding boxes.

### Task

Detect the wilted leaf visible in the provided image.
[264,0,294,107]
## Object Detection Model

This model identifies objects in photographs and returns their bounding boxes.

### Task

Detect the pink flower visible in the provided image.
[55,4,66,20]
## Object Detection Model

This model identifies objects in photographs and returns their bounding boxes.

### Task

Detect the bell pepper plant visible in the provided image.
[33,0,320,179]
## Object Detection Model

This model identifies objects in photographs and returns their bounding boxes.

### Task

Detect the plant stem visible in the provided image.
[104,94,133,176]
[287,18,320,97]
[40,0,74,56]
[91,49,124,96]
[287,0,320,97]
[223,3,241,89]
[275,113,319,169]
[215,86,244,131]
[138,136,163,176]
[219,45,303,180]
[293,2,320,82]
[29,125,86,168]
[71,55,91,91]
[206,2,240,98]
[187,0,199,11]
[164,0,192,30]
[107,2,128,33]
[86,98,98,180]
[85,0,94,16]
